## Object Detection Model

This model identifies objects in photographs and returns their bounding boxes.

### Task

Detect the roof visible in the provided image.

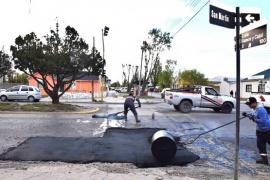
[29,72,99,81]
[243,68,270,80]
[208,76,236,83]
[54,73,99,81]
[76,75,99,81]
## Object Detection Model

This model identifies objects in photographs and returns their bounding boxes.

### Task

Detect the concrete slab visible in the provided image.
[0,128,199,168]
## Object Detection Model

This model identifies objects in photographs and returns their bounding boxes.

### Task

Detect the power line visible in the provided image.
[164,0,203,35]
[172,0,210,37]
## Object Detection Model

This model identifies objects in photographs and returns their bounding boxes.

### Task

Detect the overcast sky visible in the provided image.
[1,0,270,83]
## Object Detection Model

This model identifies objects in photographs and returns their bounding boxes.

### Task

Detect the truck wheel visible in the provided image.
[173,105,180,111]
[179,101,192,113]
[221,102,232,113]
[213,108,221,112]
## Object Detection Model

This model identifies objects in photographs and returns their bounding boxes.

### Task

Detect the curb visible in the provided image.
[69,107,100,114]
[0,107,100,114]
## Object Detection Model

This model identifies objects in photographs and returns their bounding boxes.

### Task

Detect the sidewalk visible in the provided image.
[40,95,164,104]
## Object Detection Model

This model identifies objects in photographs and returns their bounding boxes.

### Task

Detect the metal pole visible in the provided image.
[138,48,143,96]
[91,37,95,102]
[234,7,240,180]
[101,29,104,102]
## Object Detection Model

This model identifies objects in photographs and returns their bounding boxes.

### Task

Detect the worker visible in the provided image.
[242,97,270,165]
[124,92,141,123]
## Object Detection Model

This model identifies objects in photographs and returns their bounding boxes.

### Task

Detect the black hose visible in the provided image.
[180,116,248,145]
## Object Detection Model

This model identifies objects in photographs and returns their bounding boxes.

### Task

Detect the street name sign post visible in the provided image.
[209,1,267,179]
[240,19,267,49]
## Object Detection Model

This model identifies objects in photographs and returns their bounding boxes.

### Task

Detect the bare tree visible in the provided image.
[140,28,172,95]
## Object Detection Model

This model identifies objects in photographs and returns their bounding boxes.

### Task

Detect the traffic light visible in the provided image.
[102,69,106,77]
[104,26,109,36]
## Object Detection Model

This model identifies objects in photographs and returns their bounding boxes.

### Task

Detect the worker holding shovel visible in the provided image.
[242,97,270,165]
[124,92,141,123]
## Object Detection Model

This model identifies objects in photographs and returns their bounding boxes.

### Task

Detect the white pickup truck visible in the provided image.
[165,85,236,113]
[250,92,270,114]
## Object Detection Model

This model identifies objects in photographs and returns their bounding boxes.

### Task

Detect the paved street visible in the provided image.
[0,94,270,179]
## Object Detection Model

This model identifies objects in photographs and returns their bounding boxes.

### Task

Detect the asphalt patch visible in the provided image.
[0,128,199,168]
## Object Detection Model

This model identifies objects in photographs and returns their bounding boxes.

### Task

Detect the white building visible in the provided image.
[219,68,270,98]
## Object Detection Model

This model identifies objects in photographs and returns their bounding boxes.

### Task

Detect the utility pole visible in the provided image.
[101,26,109,102]
[91,37,95,102]
[138,48,144,96]
[101,29,104,102]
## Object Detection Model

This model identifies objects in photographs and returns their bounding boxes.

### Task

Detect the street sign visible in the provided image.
[240,8,260,27]
[240,19,267,50]
[209,0,235,29]
[241,13,260,27]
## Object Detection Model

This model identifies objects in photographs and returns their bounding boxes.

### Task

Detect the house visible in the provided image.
[241,68,270,98]
[219,68,270,98]
[208,76,236,93]
[28,73,103,96]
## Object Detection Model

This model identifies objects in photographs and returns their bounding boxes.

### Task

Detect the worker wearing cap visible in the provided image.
[124,92,141,123]
[242,97,270,165]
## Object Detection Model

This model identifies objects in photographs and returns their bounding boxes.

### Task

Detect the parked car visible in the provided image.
[0,85,41,102]
[161,88,171,99]
[154,88,161,92]
[115,87,122,92]
[148,87,154,92]
[121,87,128,93]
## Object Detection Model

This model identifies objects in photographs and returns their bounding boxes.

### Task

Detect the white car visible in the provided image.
[161,88,171,99]
[0,85,41,102]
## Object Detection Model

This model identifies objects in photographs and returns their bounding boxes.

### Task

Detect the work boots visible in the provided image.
[135,115,140,123]
[256,155,269,165]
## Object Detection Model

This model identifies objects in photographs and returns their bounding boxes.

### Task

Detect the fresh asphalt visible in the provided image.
[0,93,200,167]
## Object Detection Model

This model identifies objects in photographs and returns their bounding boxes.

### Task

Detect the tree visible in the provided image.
[140,28,172,95]
[149,56,162,89]
[0,50,12,79]
[13,72,29,83]
[111,81,120,87]
[10,25,93,103]
[180,69,209,87]
[158,59,177,89]
[158,71,172,89]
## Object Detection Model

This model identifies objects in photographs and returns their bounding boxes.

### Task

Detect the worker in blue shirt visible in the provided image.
[242,97,270,165]
[124,92,141,123]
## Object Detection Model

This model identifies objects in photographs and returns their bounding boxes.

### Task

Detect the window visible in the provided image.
[11,86,20,92]
[246,85,252,92]
[71,82,76,90]
[29,87,34,91]
[205,88,218,96]
[37,80,43,89]
[21,86,29,91]
[258,84,265,93]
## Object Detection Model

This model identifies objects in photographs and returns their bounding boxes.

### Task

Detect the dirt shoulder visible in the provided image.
[0,161,267,180]
[0,103,98,113]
